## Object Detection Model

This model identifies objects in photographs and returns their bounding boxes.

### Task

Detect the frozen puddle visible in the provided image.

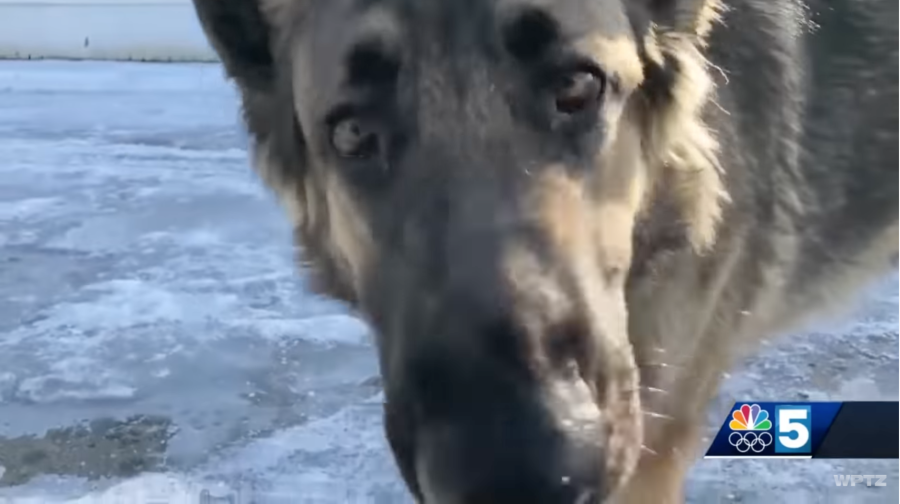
[0,61,897,503]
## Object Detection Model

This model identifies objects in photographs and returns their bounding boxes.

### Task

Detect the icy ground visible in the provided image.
[0,61,896,504]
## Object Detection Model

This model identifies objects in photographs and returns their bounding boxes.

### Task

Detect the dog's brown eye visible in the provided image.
[555,70,604,114]
[331,117,379,158]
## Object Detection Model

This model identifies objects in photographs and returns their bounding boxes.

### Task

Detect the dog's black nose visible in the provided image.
[412,387,608,504]
[416,428,606,504]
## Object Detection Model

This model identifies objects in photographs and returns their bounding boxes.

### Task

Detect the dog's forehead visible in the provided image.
[305,0,635,48]
[293,0,642,119]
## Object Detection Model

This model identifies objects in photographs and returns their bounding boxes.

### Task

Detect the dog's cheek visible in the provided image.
[384,401,424,501]
[321,175,377,301]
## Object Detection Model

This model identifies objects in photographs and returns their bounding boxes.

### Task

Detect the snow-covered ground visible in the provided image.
[0,61,896,504]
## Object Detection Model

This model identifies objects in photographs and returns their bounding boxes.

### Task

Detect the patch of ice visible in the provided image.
[15,374,136,404]
[0,61,230,94]
[2,325,149,405]
[832,375,891,400]
[30,279,242,332]
[200,397,407,503]
[0,473,205,504]
[142,228,223,249]
[689,456,897,504]
[46,216,148,252]
[0,197,64,221]
[144,345,185,364]
[0,229,38,246]
[363,391,386,404]
[212,400,384,472]
[233,314,373,345]
[152,368,171,379]
[0,138,256,197]
[0,372,16,402]
[0,398,406,503]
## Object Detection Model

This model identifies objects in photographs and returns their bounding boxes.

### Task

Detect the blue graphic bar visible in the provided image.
[704,401,898,459]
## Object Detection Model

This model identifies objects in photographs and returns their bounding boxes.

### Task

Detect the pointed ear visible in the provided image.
[629,0,729,253]
[642,0,723,38]
[191,0,314,237]
[192,3,354,305]
[191,0,277,91]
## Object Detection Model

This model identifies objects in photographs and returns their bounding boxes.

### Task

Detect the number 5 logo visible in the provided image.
[775,405,812,453]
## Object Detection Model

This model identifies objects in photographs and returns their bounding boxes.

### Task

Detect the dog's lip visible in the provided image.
[410,398,623,504]
[418,487,604,504]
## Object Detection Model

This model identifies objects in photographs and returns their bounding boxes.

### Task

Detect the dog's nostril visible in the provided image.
[544,319,594,380]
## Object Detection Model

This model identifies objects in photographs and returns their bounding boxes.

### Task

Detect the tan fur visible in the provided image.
[533,171,595,270]
[613,427,699,504]
[322,176,376,295]
[636,28,729,253]
[576,35,645,92]
[501,244,573,340]
[591,107,649,278]
[674,0,725,38]
[254,141,308,229]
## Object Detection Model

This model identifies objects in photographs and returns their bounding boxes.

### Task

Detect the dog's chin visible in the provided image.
[405,376,643,504]
[416,472,609,504]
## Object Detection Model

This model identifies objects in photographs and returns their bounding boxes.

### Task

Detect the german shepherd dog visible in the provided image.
[191,0,897,502]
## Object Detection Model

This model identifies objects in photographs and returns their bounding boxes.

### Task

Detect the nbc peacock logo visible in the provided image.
[730,403,772,431]
[727,403,773,453]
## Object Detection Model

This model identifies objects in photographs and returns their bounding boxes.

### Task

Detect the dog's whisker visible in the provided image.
[641,386,669,395]
[640,362,681,370]
[709,62,730,84]
[711,98,731,116]
[575,490,597,504]
[641,445,659,456]
[643,410,675,420]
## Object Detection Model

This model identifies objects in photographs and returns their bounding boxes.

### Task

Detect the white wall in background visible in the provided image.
[0,0,218,61]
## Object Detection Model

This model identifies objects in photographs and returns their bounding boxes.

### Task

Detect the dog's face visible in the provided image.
[194,0,724,502]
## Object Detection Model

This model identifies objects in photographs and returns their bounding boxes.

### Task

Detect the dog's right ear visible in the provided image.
[642,0,723,38]
[192,0,276,91]
[192,0,313,239]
